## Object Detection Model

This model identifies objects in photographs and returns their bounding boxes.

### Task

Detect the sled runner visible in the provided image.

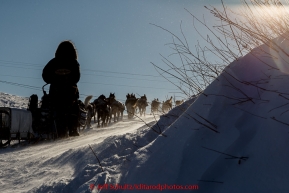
[0,84,87,148]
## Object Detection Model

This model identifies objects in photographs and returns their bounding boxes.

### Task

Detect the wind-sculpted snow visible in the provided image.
[147,97,195,135]
[30,99,194,193]
[3,34,289,193]
[112,35,289,193]
[31,122,163,192]
[0,90,194,193]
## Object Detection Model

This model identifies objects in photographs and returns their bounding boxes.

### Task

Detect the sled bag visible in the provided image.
[10,108,33,138]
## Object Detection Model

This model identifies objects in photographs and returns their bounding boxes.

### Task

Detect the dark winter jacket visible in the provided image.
[42,58,80,103]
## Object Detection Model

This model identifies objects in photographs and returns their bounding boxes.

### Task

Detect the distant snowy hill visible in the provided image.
[0,92,29,109]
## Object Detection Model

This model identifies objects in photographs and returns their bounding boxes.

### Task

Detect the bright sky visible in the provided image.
[0,0,240,103]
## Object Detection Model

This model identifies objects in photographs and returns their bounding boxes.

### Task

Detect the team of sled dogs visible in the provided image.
[82,93,185,129]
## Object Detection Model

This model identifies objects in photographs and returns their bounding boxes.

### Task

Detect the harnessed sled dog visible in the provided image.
[175,99,184,106]
[82,95,95,129]
[162,96,173,113]
[136,94,148,117]
[125,93,138,119]
[92,94,110,127]
[151,98,161,114]
[108,93,125,122]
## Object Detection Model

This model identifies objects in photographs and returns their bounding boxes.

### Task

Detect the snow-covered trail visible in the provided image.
[0,114,159,193]
[2,115,156,158]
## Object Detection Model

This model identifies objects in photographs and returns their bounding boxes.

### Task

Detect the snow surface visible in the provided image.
[0,93,29,109]
[0,92,191,193]
[2,34,289,192]
[112,34,289,193]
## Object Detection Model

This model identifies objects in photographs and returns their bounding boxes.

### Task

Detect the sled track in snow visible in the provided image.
[0,115,159,193]
[0,115,158,158]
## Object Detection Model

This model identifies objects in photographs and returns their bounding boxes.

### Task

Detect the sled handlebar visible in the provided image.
[42,83,49,95]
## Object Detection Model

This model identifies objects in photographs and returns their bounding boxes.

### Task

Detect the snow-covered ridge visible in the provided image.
[0,92,29,109]
[112,34,289,193]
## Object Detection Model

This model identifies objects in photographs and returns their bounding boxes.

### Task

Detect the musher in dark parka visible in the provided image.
[42,40,80,136]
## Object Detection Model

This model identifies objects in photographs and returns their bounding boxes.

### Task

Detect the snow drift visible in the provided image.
[106,35,289,192]
[2,34,289,193]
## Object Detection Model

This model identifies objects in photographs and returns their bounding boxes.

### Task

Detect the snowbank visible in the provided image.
[107,35,289,192]
[3,34,289,193]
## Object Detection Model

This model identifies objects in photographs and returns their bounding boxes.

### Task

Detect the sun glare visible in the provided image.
[227,4,289,23]
[222,3,289,74]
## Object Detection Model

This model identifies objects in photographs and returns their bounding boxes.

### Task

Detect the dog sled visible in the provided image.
[0,84,88,148]
[0,107,35,147]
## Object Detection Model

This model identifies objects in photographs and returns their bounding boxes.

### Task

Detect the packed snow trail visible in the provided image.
[0,115,159,193]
